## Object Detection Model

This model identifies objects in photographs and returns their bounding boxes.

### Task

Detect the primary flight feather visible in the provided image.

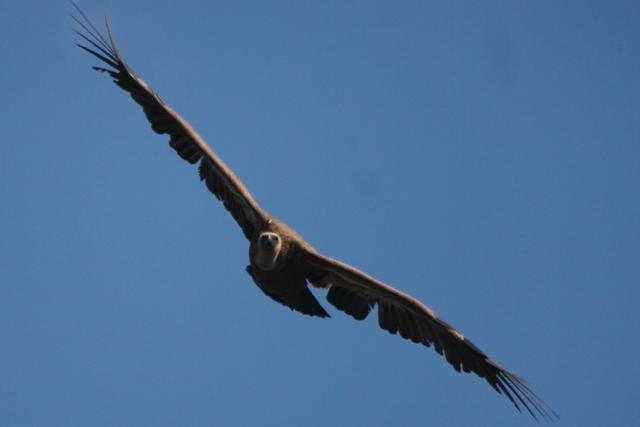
[73,5,556,422]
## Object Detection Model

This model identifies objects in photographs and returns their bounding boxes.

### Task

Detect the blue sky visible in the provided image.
[1,1,639,425]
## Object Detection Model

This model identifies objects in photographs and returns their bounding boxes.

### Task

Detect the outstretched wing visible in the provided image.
[305,252,557,423]
[72,5,268,240]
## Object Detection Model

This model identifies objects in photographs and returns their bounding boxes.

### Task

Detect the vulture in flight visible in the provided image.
[73,5,556,423]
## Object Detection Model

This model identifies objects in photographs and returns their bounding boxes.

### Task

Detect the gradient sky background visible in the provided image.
[1,1,639,426]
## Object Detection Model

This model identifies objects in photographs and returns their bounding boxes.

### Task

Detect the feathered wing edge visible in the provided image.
[72,3,268,240]
[306,252,557,423]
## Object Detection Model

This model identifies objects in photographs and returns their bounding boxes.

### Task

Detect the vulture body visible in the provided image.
[73,5,556,422]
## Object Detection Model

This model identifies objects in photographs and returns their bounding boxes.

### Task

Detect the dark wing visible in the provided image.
[245,266,330,318]
[305,252,557,423]
[72,5,268,239]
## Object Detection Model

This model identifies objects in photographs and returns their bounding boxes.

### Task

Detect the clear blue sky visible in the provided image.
[1,1,639,426]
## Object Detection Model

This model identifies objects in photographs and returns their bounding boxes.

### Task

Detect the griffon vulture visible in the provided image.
[73,5,556,422]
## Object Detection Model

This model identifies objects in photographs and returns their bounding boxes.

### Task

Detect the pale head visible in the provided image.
[255,232,282,271]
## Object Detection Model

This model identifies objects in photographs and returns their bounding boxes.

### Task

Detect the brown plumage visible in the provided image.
[73,4,556,422]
